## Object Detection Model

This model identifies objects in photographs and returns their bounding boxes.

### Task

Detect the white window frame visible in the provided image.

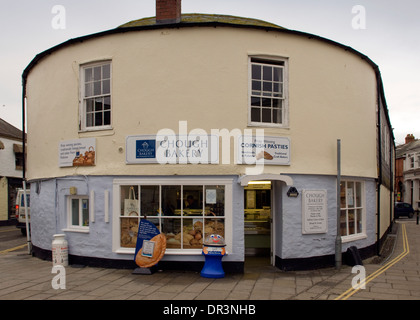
[340,180,367,243]
[64,195,90,233]
[112,178,233,255]
[248,56,289,128]
[79,61,112,132]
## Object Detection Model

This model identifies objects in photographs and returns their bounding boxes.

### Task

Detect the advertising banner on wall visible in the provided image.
[58,138,96,167]
[237,135,290,165]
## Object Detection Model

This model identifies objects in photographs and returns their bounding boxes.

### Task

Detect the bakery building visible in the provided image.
[23,0,395,271]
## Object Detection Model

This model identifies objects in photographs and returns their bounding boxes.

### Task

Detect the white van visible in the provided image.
[15,188,30,235]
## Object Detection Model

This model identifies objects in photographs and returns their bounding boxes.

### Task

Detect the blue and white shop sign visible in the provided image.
[126,134,219,164]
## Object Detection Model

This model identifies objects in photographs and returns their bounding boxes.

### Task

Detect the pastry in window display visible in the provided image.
[120,218,138,247]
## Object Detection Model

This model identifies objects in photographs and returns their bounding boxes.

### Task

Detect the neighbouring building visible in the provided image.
[395,134,420,209]
[23,0,395,271]
[0,118,25,225]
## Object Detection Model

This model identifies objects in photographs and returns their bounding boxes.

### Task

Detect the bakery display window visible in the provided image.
[113,179,230,253]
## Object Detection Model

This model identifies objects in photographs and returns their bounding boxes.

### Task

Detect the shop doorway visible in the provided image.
[244,181,273,266]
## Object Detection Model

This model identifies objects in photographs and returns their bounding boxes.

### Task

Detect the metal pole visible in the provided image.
[335,139,342,269]
[22,180,32,254]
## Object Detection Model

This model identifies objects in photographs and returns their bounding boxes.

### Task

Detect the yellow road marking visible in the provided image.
[0,243,28,254]
[335,223,409,300]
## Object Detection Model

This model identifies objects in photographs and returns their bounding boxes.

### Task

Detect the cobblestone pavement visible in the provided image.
[0,221,419,301]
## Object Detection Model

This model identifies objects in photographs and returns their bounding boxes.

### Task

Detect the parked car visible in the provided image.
[15,188,30,235]
[394,202,414,219]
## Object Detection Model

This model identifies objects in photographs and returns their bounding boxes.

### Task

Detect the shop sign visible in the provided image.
[134,219,166,268]
[126,134,219,164]
[237,135,290,165]
[58,138,96,167]
[302,189,328,234]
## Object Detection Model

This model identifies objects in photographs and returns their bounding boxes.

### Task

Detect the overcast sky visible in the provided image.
[0,0,419,145]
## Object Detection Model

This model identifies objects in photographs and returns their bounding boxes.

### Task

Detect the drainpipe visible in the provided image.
[335,139,342,269]
[376,75,382,257]
[22,76,32,254]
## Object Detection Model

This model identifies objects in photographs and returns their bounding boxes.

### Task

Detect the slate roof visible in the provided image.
[0,118,22,141]
[396,139,420,158]
[118,13,284,29]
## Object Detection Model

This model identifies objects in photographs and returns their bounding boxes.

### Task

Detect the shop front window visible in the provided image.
[340,181,365,239]
[114,180,229,252]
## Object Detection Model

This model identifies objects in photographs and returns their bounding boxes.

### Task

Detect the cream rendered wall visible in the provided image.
[26,26,378,181]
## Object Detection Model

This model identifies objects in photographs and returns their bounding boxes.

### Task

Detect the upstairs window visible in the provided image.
[249,57,288,127]
[80,61,111,131]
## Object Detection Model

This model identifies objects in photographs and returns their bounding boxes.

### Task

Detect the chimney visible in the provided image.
[405,134,415,144]
[156,0,181,24]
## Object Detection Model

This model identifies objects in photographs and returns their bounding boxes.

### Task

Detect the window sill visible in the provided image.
[62,227,90,234]
[247,122,289,129]
[79,127,114,137]
[341,233,367,243]
[115,248,204,255]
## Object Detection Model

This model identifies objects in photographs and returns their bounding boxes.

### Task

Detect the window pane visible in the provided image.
[252,80,261,92]
[273,67,282,82]
[95,98,103,111]
[103,79,110,94]
[251,97,260,107]
[86,113,93,127]
[121,186,139,216]
[86,99,94,112]
[273,107,282,124]
[356,209,362,234]
[104,96,111,110]
[347,182,355,208]
[85,83,93,97]
[340,182,346,208]
[120,217,138,248]
[71,199,79,226]
[95,112,103,126]
[263,66,272,81]
[102,64,110,79]
[205,185,225,216]
[262,108,271,123]
[262,98,271,107]
[93,66,101,81]
[355,182,362,207]
[263,81,272,92]
[204,219,225,239]
[340,210,347,236]
[94,81,101,96]
[183,219,203,249]
[141,186,159,216]
[348,210,355,235]
[251,107,260,122]
[183,186,203,215]
[82,199,89,226]
[252,64,261,80]
[163,218,181,248]
[85,68,93,82]
[162,185,181,216]
[104,111,111,126]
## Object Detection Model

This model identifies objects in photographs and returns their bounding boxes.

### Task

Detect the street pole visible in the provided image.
[335,139,342,270]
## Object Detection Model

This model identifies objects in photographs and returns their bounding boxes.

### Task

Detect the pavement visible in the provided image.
[0,220,419,302]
